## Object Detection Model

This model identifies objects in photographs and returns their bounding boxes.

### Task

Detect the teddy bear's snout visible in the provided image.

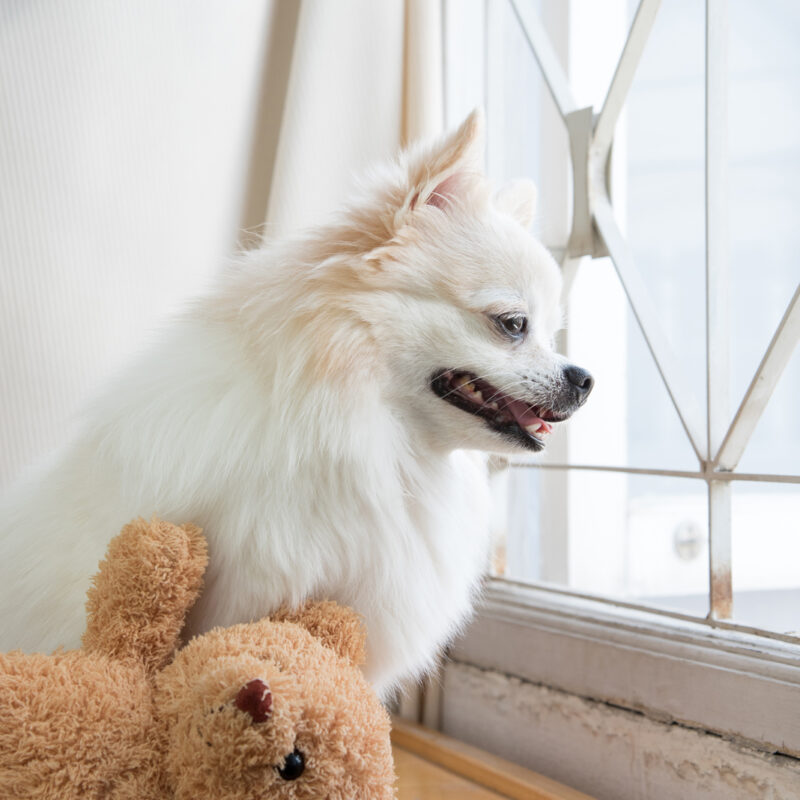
[234,679,273,723]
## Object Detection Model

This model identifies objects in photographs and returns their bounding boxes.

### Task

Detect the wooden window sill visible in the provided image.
[392,718,596,800]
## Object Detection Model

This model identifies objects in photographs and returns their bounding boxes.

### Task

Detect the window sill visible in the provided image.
[448,578,800,758]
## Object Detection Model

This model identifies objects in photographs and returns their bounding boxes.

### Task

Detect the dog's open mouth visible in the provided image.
[430,369,567,451]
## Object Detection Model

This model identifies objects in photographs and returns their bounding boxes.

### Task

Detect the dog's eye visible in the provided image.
[277,749,305,781]
[494,314,528,339]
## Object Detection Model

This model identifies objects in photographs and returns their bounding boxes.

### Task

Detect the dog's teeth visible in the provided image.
[525,422,546,435]
[454,377,484,403]
[487,401,499,410]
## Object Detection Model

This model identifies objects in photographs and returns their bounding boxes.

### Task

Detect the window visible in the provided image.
[442,0,800,760]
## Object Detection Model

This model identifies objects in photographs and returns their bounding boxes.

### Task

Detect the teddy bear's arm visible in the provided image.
[271,601,367,666]
[82,517,208,674]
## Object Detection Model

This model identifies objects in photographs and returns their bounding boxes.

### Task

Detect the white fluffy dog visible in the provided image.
[0,111,592,697]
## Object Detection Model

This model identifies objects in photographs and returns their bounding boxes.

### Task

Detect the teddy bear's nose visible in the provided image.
[235,679,273,723]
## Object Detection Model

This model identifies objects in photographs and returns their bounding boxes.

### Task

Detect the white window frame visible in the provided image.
[439,0,800,759]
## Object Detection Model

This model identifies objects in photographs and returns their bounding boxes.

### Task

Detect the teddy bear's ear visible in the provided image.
[272,601,367,666]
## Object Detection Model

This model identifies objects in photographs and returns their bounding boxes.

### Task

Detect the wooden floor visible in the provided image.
[395,746,509,799]
[391,719,596,800]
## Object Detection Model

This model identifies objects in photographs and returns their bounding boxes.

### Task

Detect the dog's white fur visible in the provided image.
[0,112,571,697]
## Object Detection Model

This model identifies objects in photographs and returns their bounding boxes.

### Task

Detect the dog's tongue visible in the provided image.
[504,398,553,433]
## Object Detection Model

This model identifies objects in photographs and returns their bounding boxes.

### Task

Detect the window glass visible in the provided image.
[732,481,800,634]
[728,0,800,476]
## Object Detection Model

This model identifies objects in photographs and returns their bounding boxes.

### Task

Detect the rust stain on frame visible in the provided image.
[709,566,733,620]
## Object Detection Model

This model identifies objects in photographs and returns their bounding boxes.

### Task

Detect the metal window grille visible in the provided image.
[457,0,800,624]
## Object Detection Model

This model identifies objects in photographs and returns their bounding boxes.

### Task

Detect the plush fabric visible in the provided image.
[0,518,395,799]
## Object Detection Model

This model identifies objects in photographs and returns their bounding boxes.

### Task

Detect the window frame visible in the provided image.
[440,0,800,758]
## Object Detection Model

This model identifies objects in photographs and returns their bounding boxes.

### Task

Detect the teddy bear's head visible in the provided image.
[0,518,396,800]
[156,603,395,800]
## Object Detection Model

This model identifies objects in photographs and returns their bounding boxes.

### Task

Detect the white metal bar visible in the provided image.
[707,471,800,484]
[507,461,800,484]
[536,0,572,249]
[441,0,448,128]
[705,0,732,620]
[507,0,577,120]
[705,4,730,458]
[536,250,580,585]
[483,0,489,137]
[593,196,707,462]
[485,0,506,182]
[593,0,662,161]
[715,284,800,470]
[708,480,732,619]
[509,463,703,479]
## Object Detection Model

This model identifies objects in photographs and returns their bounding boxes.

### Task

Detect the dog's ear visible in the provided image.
[362,110,486,267]
[494,178,537,230]
[402,108,485,218]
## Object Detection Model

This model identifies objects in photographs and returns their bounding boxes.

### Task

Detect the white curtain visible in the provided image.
[0,0,443,488]
[265,0,443,234]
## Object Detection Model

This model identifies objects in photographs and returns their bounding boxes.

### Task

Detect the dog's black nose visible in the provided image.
[564,364,594,405]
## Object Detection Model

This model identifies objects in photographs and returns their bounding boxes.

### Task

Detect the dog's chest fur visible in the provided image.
[172,319,493,695]
[186,435,491,695]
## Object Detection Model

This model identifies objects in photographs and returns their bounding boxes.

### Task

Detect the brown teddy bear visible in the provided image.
[0,517,396,799]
